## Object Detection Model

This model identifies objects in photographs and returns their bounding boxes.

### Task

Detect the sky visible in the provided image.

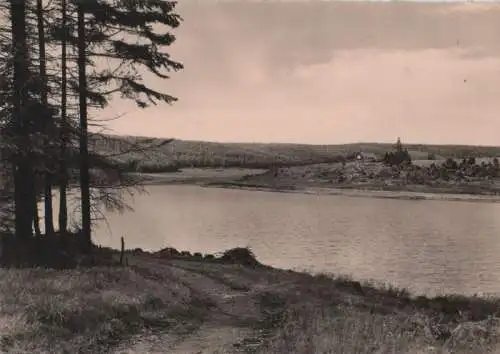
[102,0,500,145]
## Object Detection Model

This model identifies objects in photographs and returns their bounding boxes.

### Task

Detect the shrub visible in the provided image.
[444,158,458,170]
[218,247,262,268]
[154,247,180,258]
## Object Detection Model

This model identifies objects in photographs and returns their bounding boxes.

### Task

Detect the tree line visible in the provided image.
[0,0,182,267]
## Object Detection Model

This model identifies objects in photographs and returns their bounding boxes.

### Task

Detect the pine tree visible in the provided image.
[10,0,35,247]
[58,0,69,234]
[395,137,403,153]
[64,0,183,251]
[74,1,92,254]
[36,0,55,235]
[1,0,183,262]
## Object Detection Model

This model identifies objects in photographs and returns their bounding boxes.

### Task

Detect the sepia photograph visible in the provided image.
[2,0,500,352]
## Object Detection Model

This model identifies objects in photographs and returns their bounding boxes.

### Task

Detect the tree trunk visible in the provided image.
[36,0,54,236]
[33,194,41,238]
[58,0,68,234]
[10,0,34,247]
[77,3,91,254]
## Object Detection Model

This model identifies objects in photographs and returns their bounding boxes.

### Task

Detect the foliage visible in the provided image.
[383,138,412,166]
[0,0,183,267]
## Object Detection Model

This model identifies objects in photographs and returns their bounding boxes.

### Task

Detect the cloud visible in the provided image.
[162,0,500,97]
[107,47,500,145]
[103,1,500,145]
[175,1,500,58]
[435,3,500,14]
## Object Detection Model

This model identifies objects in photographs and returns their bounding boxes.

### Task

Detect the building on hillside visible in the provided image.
[355,152,378,162]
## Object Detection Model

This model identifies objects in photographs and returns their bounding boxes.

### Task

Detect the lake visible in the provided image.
[47,184,500,297]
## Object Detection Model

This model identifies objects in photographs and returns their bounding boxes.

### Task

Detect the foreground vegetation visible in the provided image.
[1,246,500,353]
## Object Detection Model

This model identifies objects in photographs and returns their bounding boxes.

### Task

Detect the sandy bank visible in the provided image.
[205,181,500,203]
[133,167,267,185]
[134,167,500,203]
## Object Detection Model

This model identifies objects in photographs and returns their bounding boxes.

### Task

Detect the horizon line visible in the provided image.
[102,133,500,148]
[192,0,500,3]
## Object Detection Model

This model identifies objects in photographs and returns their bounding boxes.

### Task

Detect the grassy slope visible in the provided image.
[2,248,500,353]
[90,134,500,171]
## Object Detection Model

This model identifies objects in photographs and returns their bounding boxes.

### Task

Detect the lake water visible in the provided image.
[48,184,500,297]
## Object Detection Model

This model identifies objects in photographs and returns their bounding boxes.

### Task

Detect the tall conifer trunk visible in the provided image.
[59,0,69,234]
[77,2,91,253]
[36,0,54,236]
[10,0,34,248]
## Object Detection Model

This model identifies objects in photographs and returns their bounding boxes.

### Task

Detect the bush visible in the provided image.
[444,158,458,170]
[383,150,411,166]
[154,247,180,258]
[218,247,262,268]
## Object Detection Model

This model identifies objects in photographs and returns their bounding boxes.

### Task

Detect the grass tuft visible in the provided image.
[219,247,262,268]
[0,265,211,352]
[1,249,500,353]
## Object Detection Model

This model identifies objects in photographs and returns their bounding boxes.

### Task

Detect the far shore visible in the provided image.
[205,182,500,203]
[134,167,500,203]
[133,167,268,185]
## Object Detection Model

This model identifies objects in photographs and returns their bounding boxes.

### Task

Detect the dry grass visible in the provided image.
[259,272,500,354]
[262,304,500,354]
[262,305,423,354]
[1,250,500,353]
[0,265,213,353]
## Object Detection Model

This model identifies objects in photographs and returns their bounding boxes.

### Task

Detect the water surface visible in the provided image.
[50,184,500,296]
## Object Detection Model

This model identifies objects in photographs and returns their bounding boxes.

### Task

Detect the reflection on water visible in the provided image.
[48,185,500,296]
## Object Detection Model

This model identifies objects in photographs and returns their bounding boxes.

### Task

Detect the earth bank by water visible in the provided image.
[3,247,500,354]
[137,166,500,203]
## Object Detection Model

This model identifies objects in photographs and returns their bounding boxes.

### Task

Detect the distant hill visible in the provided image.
[89,134,500,172]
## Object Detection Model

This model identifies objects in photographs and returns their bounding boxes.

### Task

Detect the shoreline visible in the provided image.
[2,246,500,353]
[133,168,500,203]
[204,181,500,203]
[132,167,268,185]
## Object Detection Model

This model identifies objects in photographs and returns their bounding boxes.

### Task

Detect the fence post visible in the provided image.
[120,236,125,265]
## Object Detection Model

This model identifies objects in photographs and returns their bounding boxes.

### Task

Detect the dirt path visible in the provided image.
[112,259,283,354]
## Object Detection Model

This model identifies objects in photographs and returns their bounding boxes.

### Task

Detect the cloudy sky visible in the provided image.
[103,0,500,145]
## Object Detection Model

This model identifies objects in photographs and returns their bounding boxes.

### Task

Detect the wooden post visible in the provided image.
[120,236,125,265]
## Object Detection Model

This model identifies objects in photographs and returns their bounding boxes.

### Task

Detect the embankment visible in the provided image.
[1,246,500,353]
[205,181,500,203]
[136,167,500,203]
